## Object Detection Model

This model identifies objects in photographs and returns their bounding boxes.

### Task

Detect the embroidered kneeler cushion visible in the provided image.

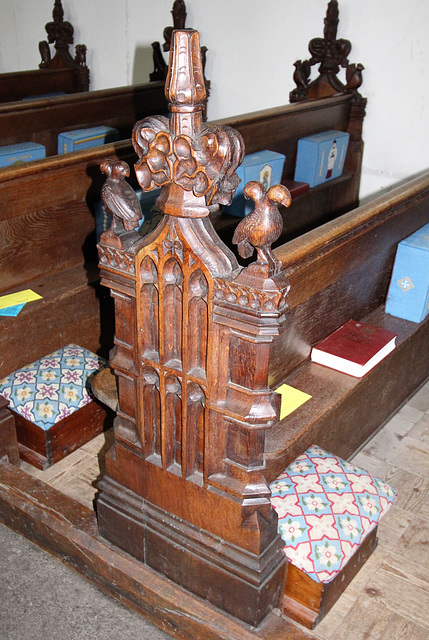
[0,344,109,470]
[270,445,396,628]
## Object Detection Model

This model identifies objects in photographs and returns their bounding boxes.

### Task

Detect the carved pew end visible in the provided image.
[270,445,396,628]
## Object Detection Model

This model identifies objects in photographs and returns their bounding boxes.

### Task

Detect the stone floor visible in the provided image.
[1,379,428,640]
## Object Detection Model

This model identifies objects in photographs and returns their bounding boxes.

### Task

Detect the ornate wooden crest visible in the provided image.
[38,0,89,90]
[290,0,364,102]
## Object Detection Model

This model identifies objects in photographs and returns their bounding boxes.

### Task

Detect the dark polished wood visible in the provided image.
[0,2,207,157]
[0,395,19,466]
[290,0,364,103]
[0,0,89,103]
[0,80,168,157]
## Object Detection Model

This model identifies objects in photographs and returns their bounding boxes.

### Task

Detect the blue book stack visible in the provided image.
[223,150,286,217]
[294,130,349,188]
[58,126,120,154]
[385,223,429,323]
[0,142,46,167]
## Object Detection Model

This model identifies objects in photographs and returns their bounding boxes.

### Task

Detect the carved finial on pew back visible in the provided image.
[96,29,288,626]
[163,0,187,52]
[150,2,210,118]
[290,0,364,102]
[39,0,89,91]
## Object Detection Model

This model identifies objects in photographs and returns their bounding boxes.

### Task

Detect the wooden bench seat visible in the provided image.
[265,306,429,481]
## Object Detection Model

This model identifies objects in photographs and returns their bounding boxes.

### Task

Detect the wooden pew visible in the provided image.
[0,142,427,640]
[0,19,428,640]
[0,0,89,103]
[0,0,208,156]
[89,30,429,629]
[265,170,429,480]
[0,82,167,157]
[0,87,365,380]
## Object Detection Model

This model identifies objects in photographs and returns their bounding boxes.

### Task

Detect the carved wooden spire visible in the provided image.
[290,0,364,102]
[38,0,89,91]
[150,3,210,120]
[133,29,243,221]
[44,0,74,54]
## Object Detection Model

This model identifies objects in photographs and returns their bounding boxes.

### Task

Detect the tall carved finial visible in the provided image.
[151,2,210,120]
[163,0,187,52]
[308,0,350,76]
[290,0,364,102]
[45,0,74,52]
[133,29,244,219]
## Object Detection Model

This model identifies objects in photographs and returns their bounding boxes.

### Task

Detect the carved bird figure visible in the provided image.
[232,181,291,272]
[38,40,51,67]
[293,59,311,89]
[100,160,142,234]
[345,63,364,92]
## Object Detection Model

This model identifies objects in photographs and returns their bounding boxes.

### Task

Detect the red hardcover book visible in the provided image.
[311,320,397,378]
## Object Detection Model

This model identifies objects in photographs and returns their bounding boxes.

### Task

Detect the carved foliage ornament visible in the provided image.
[45,0,74,49]
[214,279,289,313]
[133,118,244,207]
[290,0,364,102]
[134,31,244,210]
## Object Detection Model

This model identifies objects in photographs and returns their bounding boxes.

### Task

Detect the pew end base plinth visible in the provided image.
[96,472,287,628]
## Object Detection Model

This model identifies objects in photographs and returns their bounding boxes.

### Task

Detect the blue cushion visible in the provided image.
[0,344,106,430]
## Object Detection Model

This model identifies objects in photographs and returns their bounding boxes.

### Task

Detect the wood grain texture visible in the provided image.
[0,395,19,465]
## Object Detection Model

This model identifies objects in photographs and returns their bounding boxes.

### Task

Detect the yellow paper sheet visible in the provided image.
[275,383,312,420]
[0,289,42,310]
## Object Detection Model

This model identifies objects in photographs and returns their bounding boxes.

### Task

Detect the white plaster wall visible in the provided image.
[0,0,428,201]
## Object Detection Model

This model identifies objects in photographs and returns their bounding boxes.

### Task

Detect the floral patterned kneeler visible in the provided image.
[0,345,108,469]
[270,445,396,627]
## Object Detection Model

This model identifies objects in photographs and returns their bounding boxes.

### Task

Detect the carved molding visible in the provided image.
[98,244,136,275]
[213,279,289,313]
